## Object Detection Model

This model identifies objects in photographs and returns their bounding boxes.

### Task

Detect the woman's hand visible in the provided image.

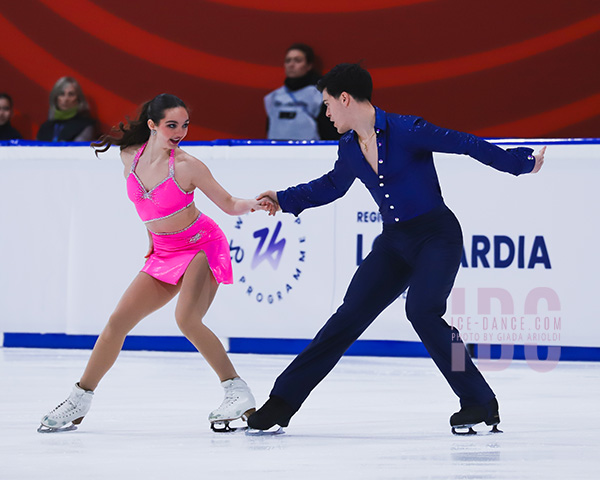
[253,190,281,215]
[255,191,280,216]
[144,231,154,259]
[250,194,279,216]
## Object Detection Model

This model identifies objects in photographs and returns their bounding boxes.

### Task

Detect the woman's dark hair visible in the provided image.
[317,63,373,102]
[92,93,187,155]
[286,43,315,66]
[0,93,14,108]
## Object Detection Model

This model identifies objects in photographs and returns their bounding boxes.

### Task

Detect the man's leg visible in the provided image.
[405,235,495,408]
[249,235,410,428]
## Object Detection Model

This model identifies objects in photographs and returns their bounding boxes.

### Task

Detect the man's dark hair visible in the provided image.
[317,63,373,102]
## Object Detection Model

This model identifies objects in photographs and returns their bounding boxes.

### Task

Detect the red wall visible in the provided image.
[2,0,599,140]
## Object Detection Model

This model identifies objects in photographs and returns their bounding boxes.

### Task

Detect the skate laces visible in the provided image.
[50,397,79,417]
[220,385,243,407]
[48,390,88,417]
[48,399,69,415]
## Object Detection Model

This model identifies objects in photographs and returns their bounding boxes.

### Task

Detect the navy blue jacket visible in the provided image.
[277,107,535,224]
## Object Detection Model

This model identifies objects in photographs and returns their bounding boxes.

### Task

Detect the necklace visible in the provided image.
[359,131,376,151]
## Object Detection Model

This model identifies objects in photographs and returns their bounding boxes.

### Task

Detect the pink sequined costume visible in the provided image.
[126,143,233,285]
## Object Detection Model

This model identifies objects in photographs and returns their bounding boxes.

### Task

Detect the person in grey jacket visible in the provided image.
[264,43,339,141]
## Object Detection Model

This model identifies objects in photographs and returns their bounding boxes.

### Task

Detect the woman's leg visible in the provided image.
[175,251,237,381]
[79,273,179,391]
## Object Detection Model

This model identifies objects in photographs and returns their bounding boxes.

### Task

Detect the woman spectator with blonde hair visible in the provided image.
[36,76,96,142]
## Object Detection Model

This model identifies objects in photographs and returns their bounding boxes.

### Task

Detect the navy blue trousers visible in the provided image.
[271,205,495,411]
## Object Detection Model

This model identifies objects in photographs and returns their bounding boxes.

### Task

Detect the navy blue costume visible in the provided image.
[272,107,535,413]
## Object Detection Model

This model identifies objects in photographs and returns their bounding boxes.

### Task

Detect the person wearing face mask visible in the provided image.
[36,76,96,142]
[264,43,339,141]
[0,93,23,141]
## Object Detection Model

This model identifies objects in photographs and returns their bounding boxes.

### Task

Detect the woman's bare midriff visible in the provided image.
[146,204,200,234]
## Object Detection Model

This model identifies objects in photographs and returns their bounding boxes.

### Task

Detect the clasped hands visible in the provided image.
[251,190,280,216]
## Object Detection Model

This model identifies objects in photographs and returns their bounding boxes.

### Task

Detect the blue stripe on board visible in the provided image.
[3,333,599,361]
[227,337,430,357]
[470,343,600,362]
[2,333,196,352]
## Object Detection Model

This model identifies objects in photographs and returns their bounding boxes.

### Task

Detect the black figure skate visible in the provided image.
[450,397,502,435]
[246,396,295,435]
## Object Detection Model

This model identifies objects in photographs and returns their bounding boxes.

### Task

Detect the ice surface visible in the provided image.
[1,348,598,479]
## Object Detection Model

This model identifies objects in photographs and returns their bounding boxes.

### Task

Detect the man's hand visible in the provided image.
[256,190,281,216]
[531,146,546,174]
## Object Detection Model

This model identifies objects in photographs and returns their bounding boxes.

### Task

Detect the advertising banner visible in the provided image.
[0,141,598,358]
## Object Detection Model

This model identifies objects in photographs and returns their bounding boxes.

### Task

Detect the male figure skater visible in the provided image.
[249,63,545,434]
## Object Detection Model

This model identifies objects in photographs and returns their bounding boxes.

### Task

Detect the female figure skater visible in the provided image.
[39,94,273,433]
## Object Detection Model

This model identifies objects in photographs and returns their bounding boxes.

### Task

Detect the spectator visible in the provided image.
[36,77,96,142]
[0,93,23,141]
[264,43,339,141]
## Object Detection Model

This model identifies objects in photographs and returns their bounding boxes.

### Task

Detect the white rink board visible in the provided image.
[0,141,598,349]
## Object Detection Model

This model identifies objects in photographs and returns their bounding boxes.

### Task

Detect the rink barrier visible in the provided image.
[2,140,599,359]
[3,333,600,361]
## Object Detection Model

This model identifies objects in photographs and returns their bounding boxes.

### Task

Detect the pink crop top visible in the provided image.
[126,143,194,223]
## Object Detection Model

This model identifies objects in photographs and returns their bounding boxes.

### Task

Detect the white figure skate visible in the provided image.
[208,377,255,432]
[38,383,94,433]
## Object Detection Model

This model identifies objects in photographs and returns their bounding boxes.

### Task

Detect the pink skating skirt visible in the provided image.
[142,213,233,285]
